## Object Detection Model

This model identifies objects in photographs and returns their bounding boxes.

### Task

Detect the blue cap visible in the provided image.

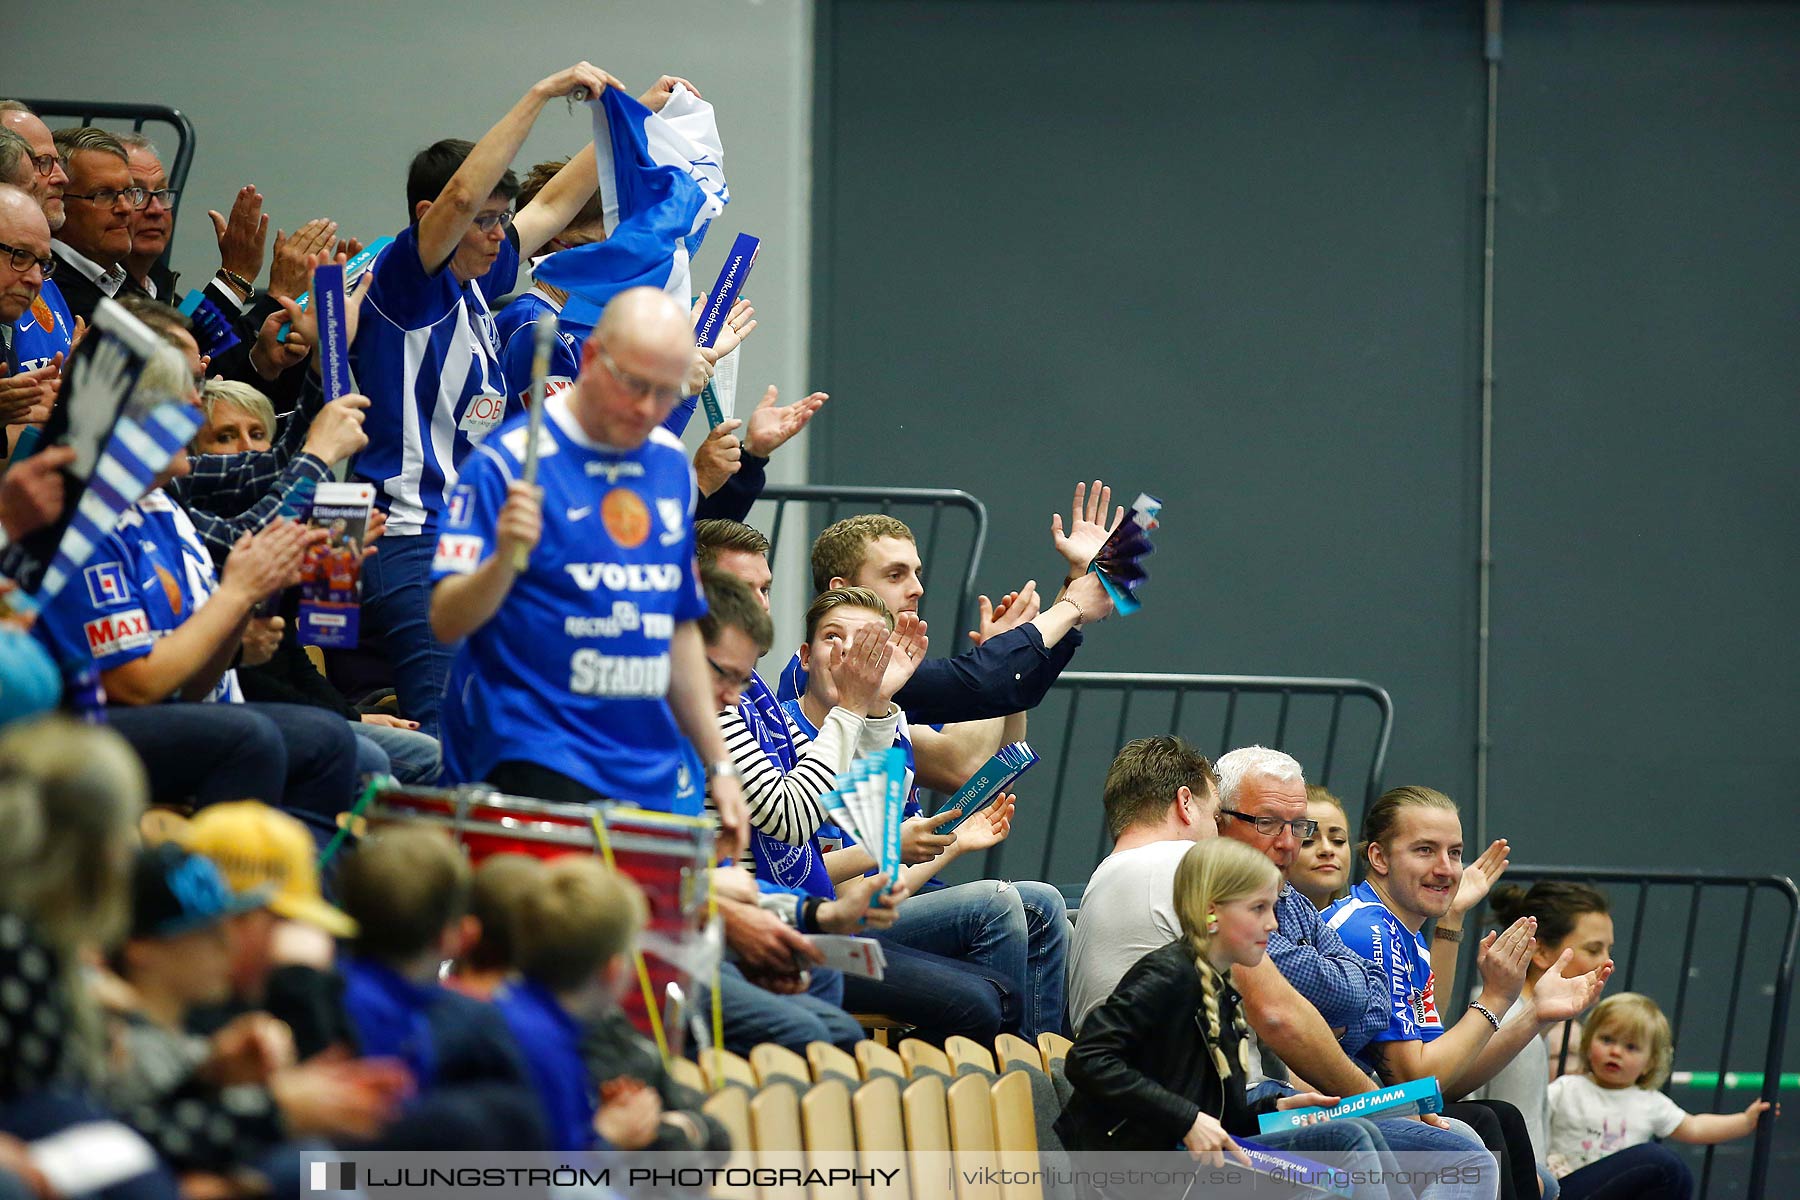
[130,842,268,939]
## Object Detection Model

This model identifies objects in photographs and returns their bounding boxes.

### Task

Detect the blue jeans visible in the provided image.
[1557,1143,1692,1200]
[1257,1118,1393,1200]
[874,879,1069,1037]
[106,701,358,836]
[841,939,1019,1044]
[360,533,454,737]
[1249,1079,1496,1200]
[689,963,864,1054]
[352,721,443,784]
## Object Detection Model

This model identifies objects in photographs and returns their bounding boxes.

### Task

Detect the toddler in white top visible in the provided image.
[1547,992,1777,1177]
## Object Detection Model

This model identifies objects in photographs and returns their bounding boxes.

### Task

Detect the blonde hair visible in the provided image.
[809,514,914,594]
[514,858,648,993]
[0,717,146,951]
[1171,839,1280,1082]
[1359,785,1458,867]
[199,380,277,446]
[337,827,472,962]
[1581,992,1674,1090]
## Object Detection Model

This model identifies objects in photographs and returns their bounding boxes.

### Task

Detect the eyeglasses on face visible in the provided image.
[470,211,511,233]
[598,349,684,407]
[0,241,55,277]
[1219,808,1319,840]
[29,153,62,177]
[139,188,179,209]
[64,186,148,209]
[707,658,754,691]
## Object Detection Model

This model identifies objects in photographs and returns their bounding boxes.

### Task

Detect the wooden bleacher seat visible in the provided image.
[946,1035,997,1076]
[667,1054,706,1095]
[703,1086,758,1200]
[989,1071,1042,1200]
[751,1085,807,1200]
[1035,1031,1072,1073]
[751,1042,812,1089]
[901,1074,953,1200]
[857,1038,907,1081]
[808,1041,861,1086]
[800,1077,855,1150]
[853,1075,912,1200]
[993,1033,1039,1073]
[946,1073,1000,1200]
[899,1037,952,1079]
[704,1047,760,1092]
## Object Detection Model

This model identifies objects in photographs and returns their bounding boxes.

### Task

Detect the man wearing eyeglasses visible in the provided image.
[46,127,139,324]
[350,61,636,738]
[1213,744,1393,1053]
[428,286,746,858]
[0,102,76,376]
[117,132,179,300]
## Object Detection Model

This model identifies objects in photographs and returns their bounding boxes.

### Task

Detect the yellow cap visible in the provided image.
[181,801,358,939]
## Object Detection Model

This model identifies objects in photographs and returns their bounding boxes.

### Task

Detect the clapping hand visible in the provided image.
[208,185,269,289]
[1051,479,1124,573]
[1531,949,1614,1023]
[744,386,826,458]
[953,793,1017,854]
[968,581,1040,646]
[1475,916,1537,1011]
[1450,839,1510,918]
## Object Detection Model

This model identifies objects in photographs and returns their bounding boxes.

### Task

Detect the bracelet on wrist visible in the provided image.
[799,897,822,933]
[707,760,740,781]
[1062,595,1087,626]
[1432,923,1464,943]
[1468,1000,1501,1031]
[216,267,254,297]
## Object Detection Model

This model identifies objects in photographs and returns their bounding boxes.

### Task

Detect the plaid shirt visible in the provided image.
[1269,882,1392,1056]
[169,371,331,563]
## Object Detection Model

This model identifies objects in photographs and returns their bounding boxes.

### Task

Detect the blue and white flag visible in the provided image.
[37,401,203,602]
[532,83,729,345]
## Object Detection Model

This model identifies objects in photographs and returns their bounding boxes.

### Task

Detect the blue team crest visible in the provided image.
[84,563,129,608]
[656,497,685,547]
[446,485,475,528]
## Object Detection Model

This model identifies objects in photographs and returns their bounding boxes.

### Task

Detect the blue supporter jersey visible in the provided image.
[1323,880,1443,1066]
[494,283,696,437]
[776,650,807,705]
[432,393,706,806]
[349,223,521,535]
[494,979,601,1153]
[9,279,74,373]
[35,489,242,703]
[494,288,581,408]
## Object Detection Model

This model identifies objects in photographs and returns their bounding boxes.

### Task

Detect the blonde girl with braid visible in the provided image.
[1057,840,1394,1195]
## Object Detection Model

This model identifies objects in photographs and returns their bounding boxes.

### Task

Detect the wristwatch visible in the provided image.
[707,760,741,780]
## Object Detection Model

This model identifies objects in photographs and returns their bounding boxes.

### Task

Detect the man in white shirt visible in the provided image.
[1066,735,1221,1031]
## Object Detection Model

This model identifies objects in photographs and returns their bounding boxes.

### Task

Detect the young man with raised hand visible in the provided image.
[354,60,629,737]
[775,480,1120,725]
[429,287,745,855]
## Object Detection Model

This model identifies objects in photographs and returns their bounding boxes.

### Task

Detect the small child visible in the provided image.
[445,853,545,1001]
[1547,992,1778,1179]
[497,857,725,1154]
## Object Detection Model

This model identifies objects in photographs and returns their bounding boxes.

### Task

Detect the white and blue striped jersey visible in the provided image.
[432,393,707,807]
[349,223,521,536]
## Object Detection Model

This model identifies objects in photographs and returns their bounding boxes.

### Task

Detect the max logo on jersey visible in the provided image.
[433,534,483,575]
[84,563,130,608]
[84,609,153,658]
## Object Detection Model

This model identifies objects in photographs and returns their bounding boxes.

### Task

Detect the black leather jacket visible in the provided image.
[1055,939,1277,1150]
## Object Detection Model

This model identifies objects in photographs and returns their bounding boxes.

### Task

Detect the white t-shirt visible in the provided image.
[1472,1006,1552,1163]
[1067,840,1191,1033]
[1545,1072,1687,1176]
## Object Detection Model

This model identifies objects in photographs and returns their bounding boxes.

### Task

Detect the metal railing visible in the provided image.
[970,670,1394,884]
[749,484,989,638]
[21,100,197,245]
[1451,867,1799,1200]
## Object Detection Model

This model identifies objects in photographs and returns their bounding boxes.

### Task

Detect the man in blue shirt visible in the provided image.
[351,60,630,737]
[0,104,74,381]
[429,286,745,855]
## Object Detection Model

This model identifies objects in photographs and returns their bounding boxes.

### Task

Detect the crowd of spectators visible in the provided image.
[0,65,1772,1200]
